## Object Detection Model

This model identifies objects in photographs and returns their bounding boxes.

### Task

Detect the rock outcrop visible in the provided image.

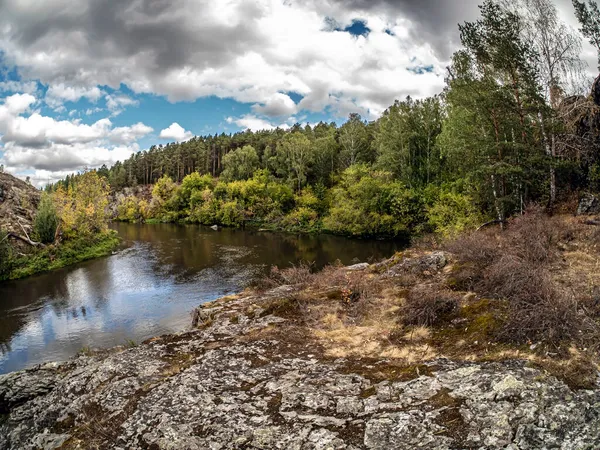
[1,286,600,449]
[577,193,600,216]
[0,172,40,235]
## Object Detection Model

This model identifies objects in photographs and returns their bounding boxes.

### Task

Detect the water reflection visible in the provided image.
[0,223,403,373]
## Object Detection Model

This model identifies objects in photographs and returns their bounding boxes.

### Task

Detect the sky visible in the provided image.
[0,0,595,187]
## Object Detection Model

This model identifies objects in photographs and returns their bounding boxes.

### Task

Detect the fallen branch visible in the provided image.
[12,219,46,247]
[6,231,45,247]
[584,219,600,226]
[476,219,507,231]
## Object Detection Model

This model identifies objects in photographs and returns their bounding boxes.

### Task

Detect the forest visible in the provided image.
[46,0,600,239]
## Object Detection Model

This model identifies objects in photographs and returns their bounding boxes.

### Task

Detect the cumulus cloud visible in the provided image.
[0,93,151,181]
[0,0,457,120]
[45,84,104,109]
[105,93,139,114]
[109,123,153,144]
[226,115,290,131]
[252,93,298,117]
[159,122,193,141]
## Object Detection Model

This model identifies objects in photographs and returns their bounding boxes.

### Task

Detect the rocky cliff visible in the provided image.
[0,172,40,236]
[1,252,600,449]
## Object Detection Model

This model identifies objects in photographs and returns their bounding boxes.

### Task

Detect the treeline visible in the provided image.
[51,0,600,238]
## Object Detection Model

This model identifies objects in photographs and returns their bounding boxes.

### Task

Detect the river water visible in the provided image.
[0,223,402,374]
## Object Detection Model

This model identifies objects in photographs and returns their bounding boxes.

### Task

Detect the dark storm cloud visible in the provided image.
[318,0,482,57]
[0,0,269,87]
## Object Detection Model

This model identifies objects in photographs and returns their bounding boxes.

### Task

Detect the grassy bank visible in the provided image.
[2,231,120,281]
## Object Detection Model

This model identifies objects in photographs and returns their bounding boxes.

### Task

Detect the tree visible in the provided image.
[572,0,600,69]
[510,0,585,205]
[73,171,110,235]
[338,113,371,168]
[221,145,260,181]
[34,193,59,244]
[442,0,547,222]
[374,96,443,188]
[274,133,313,191]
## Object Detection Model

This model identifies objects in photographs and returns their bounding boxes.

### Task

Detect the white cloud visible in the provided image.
[85,107,103,115]
[0,93,151,178]
[45,84,104,109]
[0,0,450,120]
[252,93,298,117]
[0,80,38,95]
[105,94,139,114]
[109,122,153,144]
[4,93,36,115]
[159,122,193,141]
[226,114,290,131]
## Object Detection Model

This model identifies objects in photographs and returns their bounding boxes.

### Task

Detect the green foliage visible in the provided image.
[221,145,260,181]
[151,175,182,221]
[116,195,145,222]
[426,188,486,237]
[0,229,12,279]
[2,231,120,281]
[572,0,600,68]
[217,200,244,227]
[374,96,443,188]
[54,171,111,238]
[273,133,313,191]
[323,165,419,237]
[34,193,59,244]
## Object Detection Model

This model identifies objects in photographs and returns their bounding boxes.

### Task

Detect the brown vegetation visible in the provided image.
[258,208,600,388]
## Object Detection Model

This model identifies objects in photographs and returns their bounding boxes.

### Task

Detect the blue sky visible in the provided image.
[0,0,592,186]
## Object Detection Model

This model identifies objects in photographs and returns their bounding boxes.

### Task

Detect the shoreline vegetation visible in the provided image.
[2,231,120,281]
[0,171,120,282]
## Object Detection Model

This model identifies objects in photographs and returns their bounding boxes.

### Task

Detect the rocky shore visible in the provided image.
[1,269,600,449]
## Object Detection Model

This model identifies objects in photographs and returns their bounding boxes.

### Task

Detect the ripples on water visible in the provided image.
[0,223,403,373]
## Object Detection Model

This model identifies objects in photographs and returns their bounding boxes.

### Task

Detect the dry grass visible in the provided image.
[400,285,459,327]
[254,210,600,388]
[446,207,600,347]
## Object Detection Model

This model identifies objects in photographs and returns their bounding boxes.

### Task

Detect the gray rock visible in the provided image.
[1,292,600,449]
[577,193,600,215]
[380,251,449,278]
[346,263,369,271]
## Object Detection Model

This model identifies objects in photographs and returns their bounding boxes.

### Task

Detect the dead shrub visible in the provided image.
[446,229,500,269]
[310,262,350,290]
[446,208,598,346]
[255,261,315,291]
[502,206,563,263]
[400,285,459,327]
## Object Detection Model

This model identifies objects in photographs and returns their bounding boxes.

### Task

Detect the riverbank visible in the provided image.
[2,214,600,448]
[1,231,120,281]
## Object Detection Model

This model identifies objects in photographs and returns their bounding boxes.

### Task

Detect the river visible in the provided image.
[0,223,402,374]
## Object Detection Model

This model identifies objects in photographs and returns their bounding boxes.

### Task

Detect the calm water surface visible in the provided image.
[0,223,402,373]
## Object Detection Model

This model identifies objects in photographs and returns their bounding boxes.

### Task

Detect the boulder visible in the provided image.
[577,193,600,216]
[0,172,40,235]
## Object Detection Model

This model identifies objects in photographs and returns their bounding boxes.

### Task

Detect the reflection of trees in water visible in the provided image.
[0,223,404,366]
[0,272,71,351]
[0,258,116,353]
[0,340,11,355]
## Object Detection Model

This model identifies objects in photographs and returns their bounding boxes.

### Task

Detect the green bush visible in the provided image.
[34,193,59,244]
[0,228,13,279]
[427,189,484,237]
[323,165,417,237]
[217,200,244,226]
